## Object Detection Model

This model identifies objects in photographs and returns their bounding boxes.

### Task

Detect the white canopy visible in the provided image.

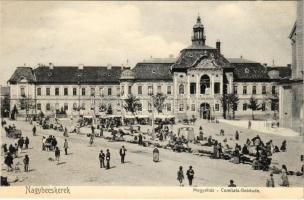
[83,115,93,119]
[154,114,175,119]
[136,115,149,118]
[124,115,135,119]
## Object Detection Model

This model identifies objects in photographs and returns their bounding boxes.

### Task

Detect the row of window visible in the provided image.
[242,102,277,111]
[37,87,119,97]
[233,85,277,95]
[122,85,172,96]
[36,102,174,112]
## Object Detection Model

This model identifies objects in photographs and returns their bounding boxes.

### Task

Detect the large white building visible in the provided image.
[8,16,290,120]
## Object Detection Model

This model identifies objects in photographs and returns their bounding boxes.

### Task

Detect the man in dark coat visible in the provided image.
[23,155,29,172]
[186,166,195,186]
[106,149,111,169]
[4,153,13,171]
[119,146,127,163]
[99,150,105,168]
[24,137,29,149]
[138,134,143,145]
[32,125,36,136]
[18,137,24,149]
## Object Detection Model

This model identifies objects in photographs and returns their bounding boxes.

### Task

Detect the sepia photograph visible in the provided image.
[0,0,303,195]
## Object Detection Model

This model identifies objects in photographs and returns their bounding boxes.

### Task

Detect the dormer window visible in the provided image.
[245,68,250,73]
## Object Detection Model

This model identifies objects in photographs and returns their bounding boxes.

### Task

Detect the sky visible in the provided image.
[0,1,296,85]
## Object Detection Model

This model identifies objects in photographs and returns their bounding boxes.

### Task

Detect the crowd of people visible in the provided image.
[1,114,303,187]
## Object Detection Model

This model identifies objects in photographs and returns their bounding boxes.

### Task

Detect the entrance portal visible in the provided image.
[200,103,210,119]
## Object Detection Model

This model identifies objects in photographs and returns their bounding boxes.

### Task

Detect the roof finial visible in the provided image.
[197,13,201,23]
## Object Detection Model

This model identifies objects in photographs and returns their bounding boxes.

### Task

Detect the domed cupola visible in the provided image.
[192,15,206,46]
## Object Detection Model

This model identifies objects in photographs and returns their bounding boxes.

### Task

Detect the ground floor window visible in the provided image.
[64,103,68,111]
[148,102,152,112]
[82,103,85,110]
[46,103,51,111]
[167,103,171,111]
[37,103,41,110]
[179,104,184,112]
[261,103,266,111]
[191,104,195,111]
[138,103,142,111]
[73,103,77,111]
[215,104,219,111]
[243,103,247,111]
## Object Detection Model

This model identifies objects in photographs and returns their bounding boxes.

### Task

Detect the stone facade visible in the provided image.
[7,16,290,121]
[279,0,304,133]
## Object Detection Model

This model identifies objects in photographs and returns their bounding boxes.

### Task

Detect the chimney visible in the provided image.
[78,63,84,70]
[216,40,221,54]
[49,62,54,70]
[169,54,174,58]
[263,63,268,67]
[240,55,243,59]
[107,63,112,70]
[287,64,291,68]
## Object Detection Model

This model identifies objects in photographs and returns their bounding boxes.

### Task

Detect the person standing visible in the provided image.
[42,136,46,151]
[89,134,94,146]
[248,120,251,129]
[4,153,13,172]
[23,154,29,172]
[138,133,143,145]
[177,166,184,186]
[228,180,236,187]
[106,149,110,169]
[55,147,60,164]
[266,173,275,187]
[119,146,127,164]
[91,125,95,135]
[280,165,289,187]
[63,139,69,155]
[32,125,36,136]
[99,150,105,168]
[235,131,239,141]
[24,137,29,149]
[18,137,24,150]
[186,166,195,186]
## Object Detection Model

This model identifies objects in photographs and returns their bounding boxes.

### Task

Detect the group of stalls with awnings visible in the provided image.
[97,114,175,126]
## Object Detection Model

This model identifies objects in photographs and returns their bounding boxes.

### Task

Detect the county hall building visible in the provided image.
[8,16,291,120]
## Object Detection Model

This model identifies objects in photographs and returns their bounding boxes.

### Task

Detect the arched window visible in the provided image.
[200,75,210,94]
[179,84,185,94]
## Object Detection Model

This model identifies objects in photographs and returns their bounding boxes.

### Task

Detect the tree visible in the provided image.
[247,96,262,120]
[123,94,141,115]
[1,95,10,117]
[219,93,239,119]
[269,93,279,120]
[228,93,239,119]
[219,94,228,119]
[152,93,167,114]
[107,104,113,115]
[19,95,35,120]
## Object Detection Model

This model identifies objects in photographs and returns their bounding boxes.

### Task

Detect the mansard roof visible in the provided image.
[232,63,270,81]
[267,66,292,79]
[8,67,36,84]
[172,46,231,70]
[132,62,173,81]
[33,66,122,84]
[227,58,258,64]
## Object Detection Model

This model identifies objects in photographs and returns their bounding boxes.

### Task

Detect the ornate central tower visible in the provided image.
[191,16,206,46]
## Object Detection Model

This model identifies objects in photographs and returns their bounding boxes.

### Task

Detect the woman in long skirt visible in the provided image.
[177,166,184,186]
